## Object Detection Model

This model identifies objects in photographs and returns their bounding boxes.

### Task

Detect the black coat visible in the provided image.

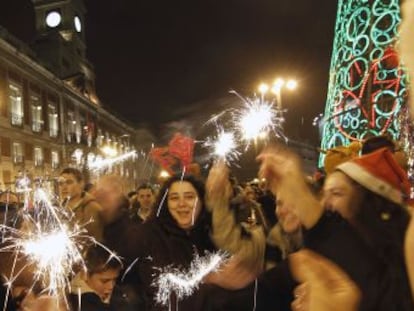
[68,286,131,311]
[128,206,217,311]
[255,211,414,311]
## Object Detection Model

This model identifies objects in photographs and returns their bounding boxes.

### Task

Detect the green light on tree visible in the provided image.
[320,0,409,166]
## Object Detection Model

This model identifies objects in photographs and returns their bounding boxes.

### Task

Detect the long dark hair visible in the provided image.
[149,174,209,227]
[354,187,413,310]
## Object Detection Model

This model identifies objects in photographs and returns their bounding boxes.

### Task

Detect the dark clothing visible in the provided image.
[103,209,145,310]
[257,192,277,227]
[129,211,216,310]
[129,202,145,224]
[68,287,130,311]
[103,210,140,261]
[256,211,413,311]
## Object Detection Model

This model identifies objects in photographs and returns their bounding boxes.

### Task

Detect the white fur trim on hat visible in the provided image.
[336,161,403,204]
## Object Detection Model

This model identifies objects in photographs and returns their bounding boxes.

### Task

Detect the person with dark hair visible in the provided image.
[406,216,414,301]
[128,174,217,310]
[361,135,395,155]
[69,245,126,311]
[58,168,103,241]
[254,147,413,311]
[93,175,145,310]
[130,183,156,223]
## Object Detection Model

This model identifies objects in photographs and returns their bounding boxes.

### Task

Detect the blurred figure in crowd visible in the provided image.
[58,168,103,241]
[256,147,413,311]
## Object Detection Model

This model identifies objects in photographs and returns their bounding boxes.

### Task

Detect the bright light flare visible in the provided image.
[258,83,269,94]
[19,226,83,293]
[204,130,239,162]
[159,170,171,179]
[214,131,237,157]
[286,79,298,90]
[0,183,120,305]
[153,252,228,306]
[273,78,285,91]
[237,100,275,141]
[88,150,136,171]
[101,145,118,157]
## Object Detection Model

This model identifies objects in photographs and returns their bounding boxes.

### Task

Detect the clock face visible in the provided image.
[46,11,62,28]
[74,16,82,32]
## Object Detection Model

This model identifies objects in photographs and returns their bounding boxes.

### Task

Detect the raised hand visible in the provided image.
[290,250,361,311]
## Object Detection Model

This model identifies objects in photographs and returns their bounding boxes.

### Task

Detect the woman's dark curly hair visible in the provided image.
[148,174,209,226]
[353,186,413,310]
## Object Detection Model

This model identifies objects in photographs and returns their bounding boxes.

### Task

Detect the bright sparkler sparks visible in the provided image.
[231,91,286,144]
[153,251,228,306]
[88,150,137,171]
[0,182,120,306]
[204,129,239,162]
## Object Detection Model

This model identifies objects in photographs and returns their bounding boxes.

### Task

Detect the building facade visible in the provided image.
[0,0,140,191]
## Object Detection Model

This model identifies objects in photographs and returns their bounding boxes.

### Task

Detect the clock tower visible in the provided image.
[31,0,98,103]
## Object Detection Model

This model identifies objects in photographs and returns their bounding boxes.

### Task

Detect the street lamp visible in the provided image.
[266,78,298,109]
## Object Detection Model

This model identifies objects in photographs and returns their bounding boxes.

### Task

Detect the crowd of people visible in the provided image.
[0,135,414,311]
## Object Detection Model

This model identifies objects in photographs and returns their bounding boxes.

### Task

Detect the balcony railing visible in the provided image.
[10,113,23,126]
[34,159,44,167]
[49,127,59,138]
[13,155,24,164]
[32,121,43,133]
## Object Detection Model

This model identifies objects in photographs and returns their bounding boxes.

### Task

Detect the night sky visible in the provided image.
[1,0,338,145]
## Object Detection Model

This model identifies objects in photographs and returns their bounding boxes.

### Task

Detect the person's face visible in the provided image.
[321,172,360,220]
[85,268,120,303]
[167,181,202,230]
[137,188,155,210]
[58,174,83,201]
[244,186,257,201]
[276,196,301,233]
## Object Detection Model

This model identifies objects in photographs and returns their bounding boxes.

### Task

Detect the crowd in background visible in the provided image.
[0,135,414,311]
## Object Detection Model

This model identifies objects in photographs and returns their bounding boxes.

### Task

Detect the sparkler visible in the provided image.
[230,90,286,145]
[204,129,239,162]
[0,180,120,309]
[153,251,228,307]
[88,150,137,171]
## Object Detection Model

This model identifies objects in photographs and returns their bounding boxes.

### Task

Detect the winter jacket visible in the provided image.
[256,211,414,311]
[127,204,217,310]
[206,190,267,273]
[69,274,130,311]
[69,192,104,242]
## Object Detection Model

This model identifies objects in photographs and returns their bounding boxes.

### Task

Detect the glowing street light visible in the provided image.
[272,78,285,92]
[159,170,170,179]
[258,83,269,94]
[286,79,298,90]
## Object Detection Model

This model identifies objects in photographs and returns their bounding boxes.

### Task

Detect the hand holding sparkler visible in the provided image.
[205,160,233,204]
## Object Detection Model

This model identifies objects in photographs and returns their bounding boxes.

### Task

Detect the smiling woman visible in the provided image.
[126,175,217,310]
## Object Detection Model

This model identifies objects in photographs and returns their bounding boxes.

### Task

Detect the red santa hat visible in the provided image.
[336,148,411,205]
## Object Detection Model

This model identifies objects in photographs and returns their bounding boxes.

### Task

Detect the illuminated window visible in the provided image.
[9,83,24,126]
[34,147,43,167]
[48,103,59,138]
[31,95,43,132]
[13,142,23,164]
[51,150,59,169]
[67,110,77,142]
